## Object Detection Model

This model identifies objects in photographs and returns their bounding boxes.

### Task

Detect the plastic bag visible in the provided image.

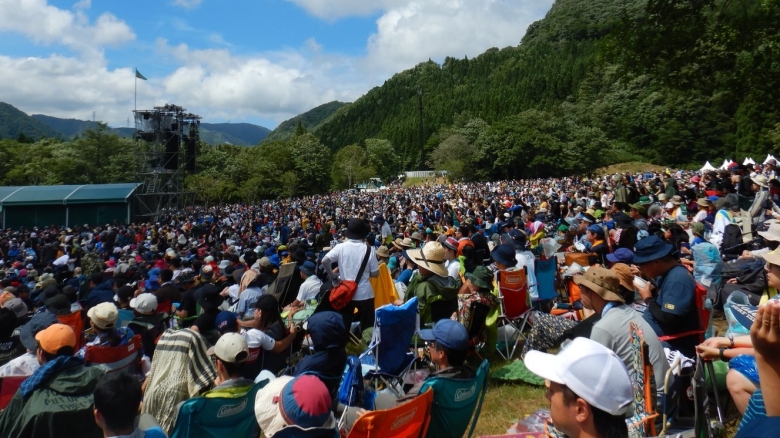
[724,291,752,336]
[508,409,552,433]
[692,242,721,287]
[730,354,759,384]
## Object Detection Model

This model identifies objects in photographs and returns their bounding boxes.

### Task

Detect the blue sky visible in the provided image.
[0,0,554,129]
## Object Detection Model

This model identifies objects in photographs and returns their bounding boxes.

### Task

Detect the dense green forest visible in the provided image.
[314,0,780,178]
[0,0,778,199]
[264,101,347,142]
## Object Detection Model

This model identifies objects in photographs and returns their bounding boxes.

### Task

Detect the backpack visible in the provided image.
[329,246,371,310]
[720,224,743,257]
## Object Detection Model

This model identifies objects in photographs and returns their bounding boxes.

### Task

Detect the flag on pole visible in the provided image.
[135,69,147,80]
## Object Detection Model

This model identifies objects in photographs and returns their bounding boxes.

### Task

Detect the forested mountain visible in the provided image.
[265,101,348,142]
[313,0,780,177]
[31,114,112,139]
[0,103,61,140]
[200,123,271,145]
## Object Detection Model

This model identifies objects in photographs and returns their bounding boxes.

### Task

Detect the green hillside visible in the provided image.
[0,103,61,140]
[313,0,780,174]
[200,122,271,145]
[265,101,347,142]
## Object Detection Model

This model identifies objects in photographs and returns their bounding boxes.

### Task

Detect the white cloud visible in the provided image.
[0,0,135,55]
[285,0,405,20]
[173,0,202,8]
[0,0,553,128]
[363,0,554,73]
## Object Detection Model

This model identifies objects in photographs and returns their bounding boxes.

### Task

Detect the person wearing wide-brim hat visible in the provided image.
[455,266,499,340]
[396,242,459,325]
[632,235,698,357]
[392,237,414,252]
[748,173,780,225]
[572,266,670,386]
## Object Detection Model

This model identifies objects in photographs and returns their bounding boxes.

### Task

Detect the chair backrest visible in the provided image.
[57,310,84,350]
[368,298,419,376]
[84,335,142,374]
[270,425,339,438]
[0,376,26,409]
[156,299,172,314]
[465,301,490,340]
[534,258,558,301]
[347,388,434,438]
[498,268,529,320]
[170,380,267,438]
[628,323,659,437]
[659,282,711,343]
[419,359,490,438]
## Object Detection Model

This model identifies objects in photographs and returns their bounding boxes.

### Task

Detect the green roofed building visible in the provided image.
[0,183,140,229]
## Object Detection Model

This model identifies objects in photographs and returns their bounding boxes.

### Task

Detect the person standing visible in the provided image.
[321,218,379,334]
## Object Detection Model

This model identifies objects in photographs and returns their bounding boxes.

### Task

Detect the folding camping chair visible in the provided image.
[57,309,85,350]
[84,334,143,374]
[534,257,559,303]
[627,323,659,437]
[496,267,530,360]
[270,425,340,438]
[170,380,268,438]
[359,298,420,401]
[0,376,25,410]
[659,283,713,345]
[418,359,489,438]
[346,388,434,438]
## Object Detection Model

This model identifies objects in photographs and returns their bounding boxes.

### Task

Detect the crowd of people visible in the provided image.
[1,161,780,437]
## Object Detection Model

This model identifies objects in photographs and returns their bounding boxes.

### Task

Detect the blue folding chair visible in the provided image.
[533,257,559,302]
[359,298,420,403]
[170,380,268,438]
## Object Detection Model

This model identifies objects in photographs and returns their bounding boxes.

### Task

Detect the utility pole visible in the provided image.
[417,88,424,170]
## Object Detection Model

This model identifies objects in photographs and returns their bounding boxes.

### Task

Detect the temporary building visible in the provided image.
[699,161,716,171]
[0,183,140,229]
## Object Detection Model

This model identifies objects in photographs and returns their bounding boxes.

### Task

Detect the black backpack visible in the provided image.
[721,223,743,257]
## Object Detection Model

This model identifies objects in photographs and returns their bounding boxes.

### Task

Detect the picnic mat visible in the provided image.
[489,360,545,386]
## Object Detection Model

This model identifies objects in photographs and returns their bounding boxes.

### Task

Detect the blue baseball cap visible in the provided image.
[300,260,316,276]
[215,311,239,334]
[419,319,469,351]
[606,248,634,264]
[706,196,719,202]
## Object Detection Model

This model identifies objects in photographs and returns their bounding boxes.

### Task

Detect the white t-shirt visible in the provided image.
[243,328,275,351]
[324,240,379,301]
[297,275,322,302]
[445,259,461,279]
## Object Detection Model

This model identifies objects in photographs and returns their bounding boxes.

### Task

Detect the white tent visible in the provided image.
[719,159,733,170]
[743,157,756,166]
[699,161,716,171]
[764,154,778,164]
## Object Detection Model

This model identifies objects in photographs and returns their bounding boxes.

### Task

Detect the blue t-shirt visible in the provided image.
[736,414,780,438]
[397,269,413,286]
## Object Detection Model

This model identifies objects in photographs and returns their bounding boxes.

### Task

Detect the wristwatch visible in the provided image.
[728,333,735,348]
[719,347,729,362]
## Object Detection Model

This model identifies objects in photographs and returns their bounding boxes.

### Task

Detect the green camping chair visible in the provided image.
[170,379,268,438]
[418,359,489,438]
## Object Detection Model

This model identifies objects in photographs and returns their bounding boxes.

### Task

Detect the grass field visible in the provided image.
[475,371,548,435]
[594,161,668,176]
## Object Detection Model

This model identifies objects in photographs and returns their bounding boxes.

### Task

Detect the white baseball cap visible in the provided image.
[207,332,249,363]
[524,337,633,416]
[129,293,158,315]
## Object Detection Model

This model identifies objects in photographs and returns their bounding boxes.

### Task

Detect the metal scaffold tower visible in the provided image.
[133,104,200,219]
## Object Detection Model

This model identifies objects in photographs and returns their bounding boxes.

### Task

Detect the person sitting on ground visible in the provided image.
[396,242,460,325]
[525,337,633,438]
[0,312,57,377]
[204,332,255,397]
[287,260,322,310]
[293,311,347,390]
[93,372,166,438]
[242,295,300,375]
[632,235,698,358]
[456,266,499,345]
[0,307,24,367]
[77,302,134,358]
[0,324,106,437]
[254,374,338,437]
[142,328,217,435]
